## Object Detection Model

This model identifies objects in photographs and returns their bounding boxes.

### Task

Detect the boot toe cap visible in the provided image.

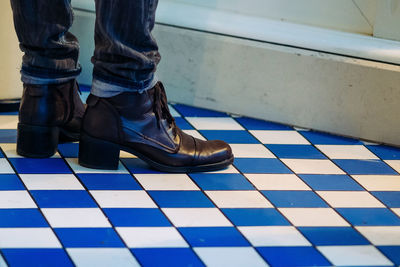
[196,139,233,165]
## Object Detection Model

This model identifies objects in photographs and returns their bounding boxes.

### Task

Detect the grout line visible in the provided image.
[118,159,208,267]
[231,117,399,260]
[170,104,275,266]
[55,151,143,266]
[0,246,9,267]
[351,0,374,29]
[0,147,77,267]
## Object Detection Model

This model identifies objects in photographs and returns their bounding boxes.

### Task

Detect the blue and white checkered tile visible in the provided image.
[0,102,399,266]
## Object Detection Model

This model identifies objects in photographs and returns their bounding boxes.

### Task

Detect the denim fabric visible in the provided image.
[10,0,160,95]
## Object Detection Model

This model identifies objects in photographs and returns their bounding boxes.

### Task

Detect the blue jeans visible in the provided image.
[10,0,160,96]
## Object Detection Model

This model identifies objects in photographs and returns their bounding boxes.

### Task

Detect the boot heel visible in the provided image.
[17,123,59,158]
[78,133,120,170]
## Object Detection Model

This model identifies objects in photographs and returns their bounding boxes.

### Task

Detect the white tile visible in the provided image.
[65,158,129,174]
[317,245,393,266]
[0,191,36,208]
[67,248,140,267]
[0,143,61,158]
[385,160,400,173]
[182,130,206,141]
[20,174,84,190]
[356,226,400,245]
[119,150,137,158]
[293,127,309,131]
[245,173,311,190]
[0,254,6,267]
[238,226,310,246]
[363,141,380,146]
[279,208,349,226]
[205,191,272,208]
[316,145,379,160]
[0,159,15,174]
[207,165,239,174]
[134,173,199,190]
[168,105,181,117]
[194,247,268,267]
[0,228,61,248]
[281,159,345,174]
[392,208,400,217]
[0,116,18,129]
[162,208,232,227]
[316,191,384,208]
[41,208,111,228]
[250,130,310,144]
[116,227,188,248]
[90,190,156,208]
[351,175,400,191]
[185,117,244,130]
[229,144,275,158]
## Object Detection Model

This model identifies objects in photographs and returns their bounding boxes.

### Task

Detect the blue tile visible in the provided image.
[178,227,249,247]
[174,117,194,130]
[262,191,328,208]
[266,145,326,159]
[55,228,124,247]
[371,192,400,208]
[234,158,292,174]
[132,248,204,267]
[235,117,293,130]
[79,84,91,92]
[298,174,364,191]
[173,104,229,117]
[148,191,214,208]
[77,173,141,190]
[0,174,25,190]
[333,159,397,175]
[0,209,48,227]
[2,249,73,267]
[121,158,164,174]
[57,143,79,158]
[0,150,4,158]
[378,246,400,265]
[299,131,362,145]
[222,208,290,226]
[0,111,19,115]
[103,208,171,227]
[30,190,97,208]
[189,173,254,190]
[298,227,369,246]
[366,145,400,160]
[256,247,331,267]
[336,208,400,226]
[0,129,17,143]
[9,158,71,174]
[199,130,260,144]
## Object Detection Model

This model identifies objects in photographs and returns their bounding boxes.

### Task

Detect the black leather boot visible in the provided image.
[78,82,234,172]
[17,80,85,158]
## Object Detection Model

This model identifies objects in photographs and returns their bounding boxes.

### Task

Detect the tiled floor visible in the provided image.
[0,91,400,266]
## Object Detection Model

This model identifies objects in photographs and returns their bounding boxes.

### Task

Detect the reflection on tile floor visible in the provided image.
[0,97,400,266]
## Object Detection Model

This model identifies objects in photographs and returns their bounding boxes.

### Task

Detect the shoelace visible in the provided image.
[153,82,177,136]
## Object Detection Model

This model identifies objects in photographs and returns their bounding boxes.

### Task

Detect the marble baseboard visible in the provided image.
[71,10,400,146]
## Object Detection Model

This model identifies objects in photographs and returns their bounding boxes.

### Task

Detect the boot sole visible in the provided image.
[17,123,79,158]
[78,132,234,173]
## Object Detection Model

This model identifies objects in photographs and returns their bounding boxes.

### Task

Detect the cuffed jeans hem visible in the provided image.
[20,65,81,85]
[21,73,78,85]
[91,74,158,97]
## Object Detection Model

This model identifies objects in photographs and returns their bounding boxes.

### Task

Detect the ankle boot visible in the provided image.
[17,80,85,158]
[78,82,234,173]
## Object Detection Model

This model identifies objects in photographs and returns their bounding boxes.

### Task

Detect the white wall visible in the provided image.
[0,0,23,99]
